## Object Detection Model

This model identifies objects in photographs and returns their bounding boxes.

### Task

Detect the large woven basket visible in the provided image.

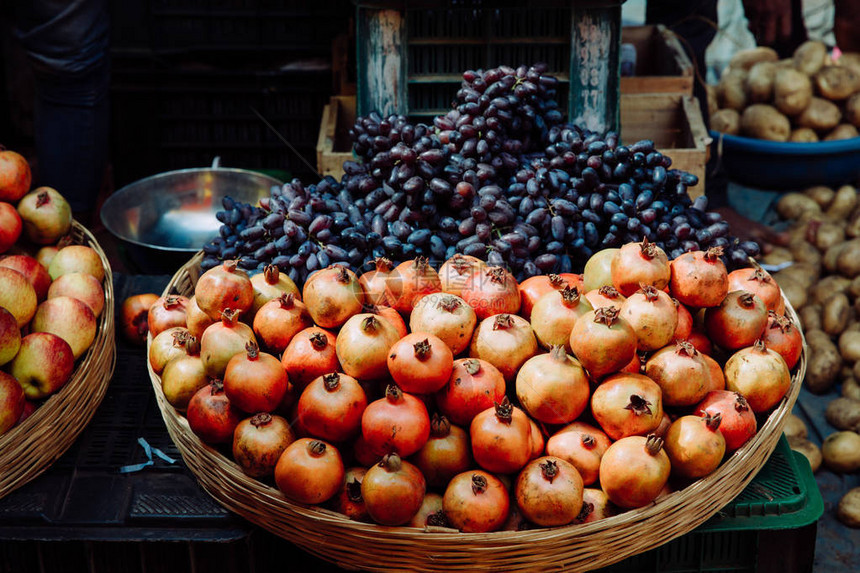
[150,252,806,572]
[0,220,116,499]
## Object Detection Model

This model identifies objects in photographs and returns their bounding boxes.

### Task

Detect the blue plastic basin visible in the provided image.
[710,130,860,190]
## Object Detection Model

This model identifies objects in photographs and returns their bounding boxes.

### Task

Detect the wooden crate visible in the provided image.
[316,95,356,178]
[620,93,710,199]
[620,25,694,96]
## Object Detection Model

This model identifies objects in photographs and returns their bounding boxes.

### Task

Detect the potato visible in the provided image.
[844,376,860,401]
[812,221,846,251]
[789,127,819,142]
[849,276,860,299]
[794,97,842,131]
[815,65,860,100]
[825,397,860,431]
[793,40,828,76]
[804,185,836,208]
[823,292,852,335]
[842,53,860,74]
[775,261,819,289]
[837,487,860,528]
[837,240,860,277]
[842,364,855,380]
[746,61,778,103]
[710,109,740,135]
[729,47,779,71]
[761,246,793,266]
[778,275,807,310]
[846,93,860,128]
[799,304,823,331]
[824,243,849,272]
[840,331,860,363]
[774,68,813,116]
[827,185,858,219]
[783,413,808,440]
[810,275,851,305]
[788,436,822,472]
[848,210,860,238]
[805,329,842,393]
[821,431,860,472]
[718,69,749,111]
[776,192,821,220]
[824,124,860,141]
[740,104,791,141]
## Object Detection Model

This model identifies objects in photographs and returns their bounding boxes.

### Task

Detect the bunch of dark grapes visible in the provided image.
[200,64,760,282]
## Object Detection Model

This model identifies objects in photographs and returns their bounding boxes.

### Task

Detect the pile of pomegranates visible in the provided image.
[149,239,801,532]
[0,149,107,436]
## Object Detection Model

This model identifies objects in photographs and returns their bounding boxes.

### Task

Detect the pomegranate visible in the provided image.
[724,340,791,413]
[361,453,426,525]
[0,148,32,202]
[223,341,288,414]
[727,264,783,314]
[17,187,72,244]
[409,293,477,355]
[519,273,574,319]
[569,306,637,379]
[545,421,611,486]
[186,380,243,444]
[687,326,714,356]
[599,434,671,509]
[516,346,590,424]
[249,264,300,314]
[652,412,673,439]
[336,314,400,381]
[368,304,408,339]
[583,248,620,292]
[664,413,727,479]
[528,418,546,460]
[644,341,710,407]
[200,309,257,379]
[702,352,727,393]
[297,372,367,443]
[352,433,381,468]
[0,201,22,254]
[275,438,344,505]
[460,265,521,320]
[412,414,472,488]
[361,384,430,457]
[611,238,670,297]
[574,488,617,524]
[669,247,729,308]
[443,470,510,533]
[694,390,757,451]
[436,358,506,426]
[469,313,538,383]
[408,492,448,529]
[232,413,295,478]
[515,456,584,527]
[591,372,664,441]
[185,295,216,341]
[672,300,694,341]
[389,257,442,314]
[470,397,532,474]
[438,254,484,297]
[762,311,803,369]
[704,290,768,350]
[530,286,593,351]
[252,293,312,354]
[387,333,454,394]
[620,285,678,351]
[302,265,364,328]
[160,335,209,411]
[281,326,339,390]
[359,257,396,306]
[120,293,160,344]
[148,327,190,375]
[330,467,370,522]
[584,285,626,311]
[194,260,254,320]
[0,254,52,301]
[147,294,189,338]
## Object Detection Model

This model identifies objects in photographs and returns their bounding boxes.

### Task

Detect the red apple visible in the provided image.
[0,371,25,434]
[36,245,59,269]
[9,332,75,399]
[0,201,22,254]
[16,399,37,426]
[0,307,21,366]
[0,267,37,328]
[48,244,104,282]
[17,186,72,245]
[0,254,52,300]
[0,149,32,203]
[47,272,105,317]
[30,296,97,359]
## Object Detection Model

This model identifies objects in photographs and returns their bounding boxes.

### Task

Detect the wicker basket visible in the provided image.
[0,220,116,499]
[149,252,806,573]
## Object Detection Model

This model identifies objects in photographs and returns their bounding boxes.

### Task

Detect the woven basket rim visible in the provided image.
[0,220,116,500]
[149,251,806,572]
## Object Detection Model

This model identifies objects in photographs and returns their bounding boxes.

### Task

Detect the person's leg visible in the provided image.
[835,0,860,52]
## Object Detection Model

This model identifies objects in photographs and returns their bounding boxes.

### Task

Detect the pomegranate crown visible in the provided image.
[594,306,620,326]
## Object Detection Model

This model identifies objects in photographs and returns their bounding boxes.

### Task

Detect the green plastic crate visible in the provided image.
[596,436,824,573]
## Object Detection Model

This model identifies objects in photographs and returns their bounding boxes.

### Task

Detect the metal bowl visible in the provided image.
[100,163,282,273]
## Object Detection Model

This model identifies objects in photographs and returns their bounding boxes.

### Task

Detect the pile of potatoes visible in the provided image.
[710,42,860,142]
[765,183,860,527]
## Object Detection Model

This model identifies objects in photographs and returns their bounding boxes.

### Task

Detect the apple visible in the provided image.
[30,296,97,359]
[48,244,104,282]
[0,254,52,300]
[16,399,37,426]
[17,186,72,245]
[0,267,37,328]
[0,149,32,203]
[9,332,75,400]
[0,201,22,254]
[36,245,59,269]
[0,371,25,434]
[47,272,105,317]
[0,307,21,366]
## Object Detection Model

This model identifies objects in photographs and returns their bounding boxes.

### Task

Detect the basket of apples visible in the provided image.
[0,149,115,499]
[147,239,804,572]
